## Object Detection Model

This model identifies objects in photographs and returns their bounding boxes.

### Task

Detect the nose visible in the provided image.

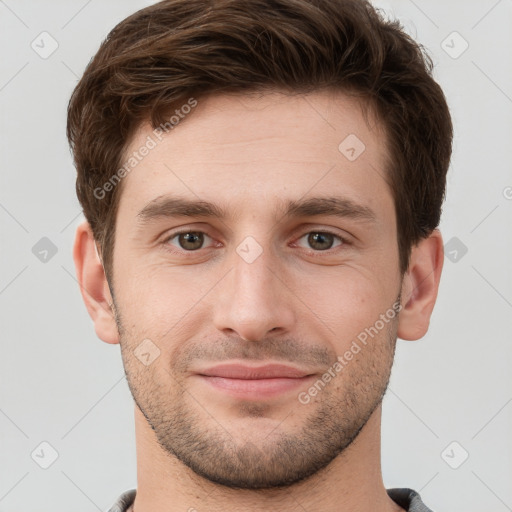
[212,242,296,342]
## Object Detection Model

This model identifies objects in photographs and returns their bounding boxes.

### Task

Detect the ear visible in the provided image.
[73,220,120,344]
[397,229,444,341]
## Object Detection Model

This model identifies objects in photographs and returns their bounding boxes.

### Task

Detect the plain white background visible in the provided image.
[0,1,511,511]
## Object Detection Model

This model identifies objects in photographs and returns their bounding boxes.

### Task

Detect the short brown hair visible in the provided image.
[67,0,453,282]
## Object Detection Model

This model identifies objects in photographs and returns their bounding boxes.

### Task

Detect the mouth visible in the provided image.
[194,363,317,399]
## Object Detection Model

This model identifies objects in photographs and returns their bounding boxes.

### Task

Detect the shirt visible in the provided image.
[107,487,434,511]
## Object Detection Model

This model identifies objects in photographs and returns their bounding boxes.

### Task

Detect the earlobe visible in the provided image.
[73,220,120,344]
[397,229,444,341]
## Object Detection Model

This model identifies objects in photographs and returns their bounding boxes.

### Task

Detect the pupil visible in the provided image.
[180,232,203,250]
[309,232,333,250]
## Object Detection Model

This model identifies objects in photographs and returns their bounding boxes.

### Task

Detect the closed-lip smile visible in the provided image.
[194,363,317,399]
[196,363,313,379]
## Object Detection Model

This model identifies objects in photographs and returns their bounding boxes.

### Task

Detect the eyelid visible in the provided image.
[292,222,352,241]
[161,225,351,255]
[163,228,216,248]
[292,229,348,249]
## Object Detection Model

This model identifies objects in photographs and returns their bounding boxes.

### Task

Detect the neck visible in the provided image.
[130,403,404,512]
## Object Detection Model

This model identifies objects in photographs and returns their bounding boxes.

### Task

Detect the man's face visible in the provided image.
[111,90,402,489]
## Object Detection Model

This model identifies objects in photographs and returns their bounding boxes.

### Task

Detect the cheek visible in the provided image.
[296,266,397,347]
[115,262,216,339]
[114,239,400,349]
[114,251,231,377]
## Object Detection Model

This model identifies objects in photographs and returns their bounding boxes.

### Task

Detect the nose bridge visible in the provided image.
[233,236,277,298]
[212,233,296,342]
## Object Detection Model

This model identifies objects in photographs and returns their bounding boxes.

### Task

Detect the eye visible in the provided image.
[161,228,347,256]
[295,231,345,251]
[165,230,214,251]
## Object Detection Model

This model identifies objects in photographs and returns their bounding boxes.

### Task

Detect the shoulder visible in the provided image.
[387,487,435,512]
[106,488,136,512]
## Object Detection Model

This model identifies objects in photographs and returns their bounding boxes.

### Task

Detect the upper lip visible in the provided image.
[196,363,313,379]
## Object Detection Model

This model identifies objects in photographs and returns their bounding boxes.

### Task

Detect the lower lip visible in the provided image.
[197,375,316,399]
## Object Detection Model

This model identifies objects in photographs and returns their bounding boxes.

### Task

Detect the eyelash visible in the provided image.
[161,228,349,257]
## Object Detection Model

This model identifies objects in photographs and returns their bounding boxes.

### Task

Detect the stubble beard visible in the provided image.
[114,301,399,490]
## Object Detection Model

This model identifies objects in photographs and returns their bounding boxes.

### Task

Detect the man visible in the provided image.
[67,0,452,510]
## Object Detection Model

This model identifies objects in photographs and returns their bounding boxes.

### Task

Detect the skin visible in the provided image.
[74,89,443,512]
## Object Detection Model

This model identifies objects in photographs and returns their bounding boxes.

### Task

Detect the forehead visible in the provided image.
[117,89,392,222]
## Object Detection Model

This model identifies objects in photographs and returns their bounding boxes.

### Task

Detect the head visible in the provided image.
[69,0,451,490]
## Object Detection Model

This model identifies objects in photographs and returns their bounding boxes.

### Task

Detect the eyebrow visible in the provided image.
[136,195,377,225]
